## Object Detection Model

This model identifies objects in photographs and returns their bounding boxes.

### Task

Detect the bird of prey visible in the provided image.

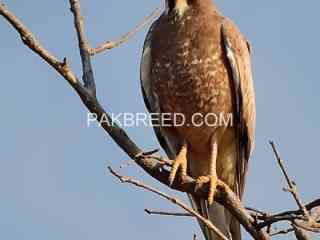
[140,0,255,239]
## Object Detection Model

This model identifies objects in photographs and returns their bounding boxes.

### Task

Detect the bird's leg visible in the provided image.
[168,143,187,186]
[196,140,218,205]
[208,140,218,205]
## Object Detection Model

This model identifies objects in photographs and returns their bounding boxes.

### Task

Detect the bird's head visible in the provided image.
[165,0,194,15]
[165,0,212,16]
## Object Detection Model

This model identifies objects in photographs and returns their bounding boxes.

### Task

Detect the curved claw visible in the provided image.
[196,175,218,205]
[169,155,187,186]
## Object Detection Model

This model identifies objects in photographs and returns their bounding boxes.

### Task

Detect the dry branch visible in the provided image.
[70,0,96,94]
[90,7,162,55]
[108,167,229,240]
[269,141,310,219]
[144,209,192,217]
[255,198,320,229]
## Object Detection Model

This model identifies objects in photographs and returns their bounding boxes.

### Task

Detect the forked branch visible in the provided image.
[108,167,229,240]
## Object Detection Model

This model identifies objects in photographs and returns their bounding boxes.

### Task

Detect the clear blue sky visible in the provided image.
[0,1,319,239]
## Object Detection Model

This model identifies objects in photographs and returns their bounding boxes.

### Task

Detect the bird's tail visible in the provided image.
[188,195,241,240]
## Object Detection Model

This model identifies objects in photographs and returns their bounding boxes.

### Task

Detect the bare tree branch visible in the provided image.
[69,0,96,95]
[270,228,294,237]
[144,209,192,217]
[247,207,269,217]
[0,3,79,87]
[269,142,320,234]
[108,167,229,240]
[90,7,162,56]
[269,141,310,219]
[256,198,320,229]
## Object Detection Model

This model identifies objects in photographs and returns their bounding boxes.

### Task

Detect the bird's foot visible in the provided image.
[168,147,187,186]
[196,175,218,205]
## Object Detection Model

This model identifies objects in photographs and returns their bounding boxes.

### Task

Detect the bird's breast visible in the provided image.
[151,38,233,143]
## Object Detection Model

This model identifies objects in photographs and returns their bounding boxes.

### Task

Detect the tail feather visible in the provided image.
[230,214,241,240]
[188,195,240,240]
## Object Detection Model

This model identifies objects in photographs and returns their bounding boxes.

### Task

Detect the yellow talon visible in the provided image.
[196,175,218,205]
[169,145,187,185]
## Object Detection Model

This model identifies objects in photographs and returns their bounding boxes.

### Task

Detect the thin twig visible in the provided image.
[256,198,320,229]
[90,7,162,56]
[108,167,229,240]
[257,213,303,229]
[69,0,96,95]
[270,228,294,237]
[268,199,320,220]
[269,141,310,219]
[144,209,192,217]
[246,207,269,217]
